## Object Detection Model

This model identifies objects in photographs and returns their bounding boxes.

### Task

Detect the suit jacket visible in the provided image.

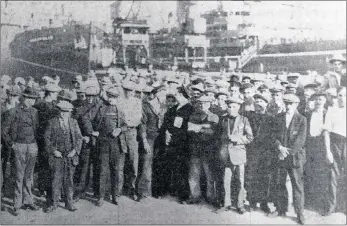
[274,110,307,168]
[44,116,83,166]
[218,114,254,165]
[1,105,39,147]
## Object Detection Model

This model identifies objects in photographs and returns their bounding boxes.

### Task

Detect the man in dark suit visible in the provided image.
[270,94,307,225]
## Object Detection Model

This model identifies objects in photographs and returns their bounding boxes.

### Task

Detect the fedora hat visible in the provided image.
[22,86,39,99]
[190,83,205,93]
[225,96,244,105]
[283,94,300,103]
[45,83,62,92]
[329,54,346,64]
[106,87,120,97]
[99,77,112,85]
[58,89,74,102]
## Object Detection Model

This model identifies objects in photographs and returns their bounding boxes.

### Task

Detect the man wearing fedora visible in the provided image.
[216,96,253,214]
[33,83,61,202]
[323,54,346,90]
[2,87,40,216]
[44,90,83,213]
[270,94,307,225]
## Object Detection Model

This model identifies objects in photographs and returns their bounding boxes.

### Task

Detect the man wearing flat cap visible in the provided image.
[2,87,40,216]
[33,83,61,201]
[216,96,253,214]
[186,95,219,205]
[297,83,318,116]
[244,94,275,214]
[240,83,255,114]
[73,85,102,202]
[93,86,126,206]
[270,93,307,225]
[267,85,286,116]
[44,90,83,213]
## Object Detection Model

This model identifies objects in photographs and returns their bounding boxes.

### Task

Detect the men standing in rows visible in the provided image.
[322,86,346,215]
[244,94,274,214]
[270,94,307,225]
[93,87,125,206]
[2,87,40,216]
[137,86,161,202]
[33,83,61,205]
[44,90,83,213]
[186,95,219,205]
[217,96,253,214]
[74,85,101,202]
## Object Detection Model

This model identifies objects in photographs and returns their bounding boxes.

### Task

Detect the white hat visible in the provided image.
[14,77,26,85]
[85,85,99,96]
[45,83,62,92]
[56,100,74,112]
[329,54,346,64]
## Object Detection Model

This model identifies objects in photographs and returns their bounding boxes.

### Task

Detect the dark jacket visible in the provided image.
[44,116,83,156]
[274,110,307,168]
[1,105,39,147]
[142,99,161,140]
[34,101,60,138]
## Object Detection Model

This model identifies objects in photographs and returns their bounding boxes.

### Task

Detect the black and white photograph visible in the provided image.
[0,1,346,225]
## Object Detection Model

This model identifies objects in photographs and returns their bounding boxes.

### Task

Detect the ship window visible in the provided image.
[235,12,240,15]
[124,27,131,34]
[138,28,147,34]
[132,28,139,34]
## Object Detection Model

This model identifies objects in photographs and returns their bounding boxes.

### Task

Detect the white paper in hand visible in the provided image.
[174,117,183,128]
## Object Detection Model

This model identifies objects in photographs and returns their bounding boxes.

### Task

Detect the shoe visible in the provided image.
[237,207,246,214]
[112,199,118,205]
[260,203,271,214]
[12,208,20,216]
[96,199,104,207]
[186,198,201,205]
[66,204,77,212]
[214,205,232,214]
[249,202,257,212]
[23,204,40,211]
[297,213,305,225]
[321,208,334,216]
[1,205,5,212]
[268,210,286,218]
[37,190,46,197]
[44,206,57,213]
[136,195,146,202]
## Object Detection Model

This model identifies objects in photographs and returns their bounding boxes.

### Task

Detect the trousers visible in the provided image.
[97,137,124,200]
[188,156,214,201]
[223,164,245,208]
[12,143,38,209]
[51,157,75,207]
[123,129,139,192]
[274,161,305,214]
[74,142,92,196]
[137,137,157,197]
[37,138,52,203]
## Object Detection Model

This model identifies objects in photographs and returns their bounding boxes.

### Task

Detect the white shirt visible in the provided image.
[310,110,324,137]
[323,106,346,137]
[286,112,294,128]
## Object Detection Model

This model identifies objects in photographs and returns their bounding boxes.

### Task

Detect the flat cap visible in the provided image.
[85,85,99,96]
[225,96,244,105]
[270,85,285,93]
[241,83,254,90]
[257,84,269,91]
[58,89,75,102]
[304,83,319,89]
[283,93,300,103]
[190,83,205,93]
[215,88,229,97]
[253,94,269,103]
[106,87,120,97]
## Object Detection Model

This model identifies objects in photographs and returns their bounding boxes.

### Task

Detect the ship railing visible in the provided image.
[238,44,258,68]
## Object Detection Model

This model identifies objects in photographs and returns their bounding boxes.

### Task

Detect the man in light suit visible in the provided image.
[216,96,253,214]
[270,94,307,225]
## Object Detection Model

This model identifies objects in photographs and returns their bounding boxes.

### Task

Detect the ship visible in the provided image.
[8,1,151,84]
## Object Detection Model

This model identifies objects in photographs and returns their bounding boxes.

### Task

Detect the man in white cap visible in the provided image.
[44,90,82,213]
[118,80,144,200]
[99,76,113,102]
[14,77,26,92]
[216,96,253,214]
[323,54,346,89]
[2,87,40,216]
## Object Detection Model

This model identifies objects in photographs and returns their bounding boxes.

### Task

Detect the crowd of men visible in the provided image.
[0,53,346,225]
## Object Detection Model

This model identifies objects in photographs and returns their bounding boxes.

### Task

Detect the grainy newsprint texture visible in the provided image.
[0,1,346,225]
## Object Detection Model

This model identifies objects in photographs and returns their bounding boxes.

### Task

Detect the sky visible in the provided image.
[1,1,346,40]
